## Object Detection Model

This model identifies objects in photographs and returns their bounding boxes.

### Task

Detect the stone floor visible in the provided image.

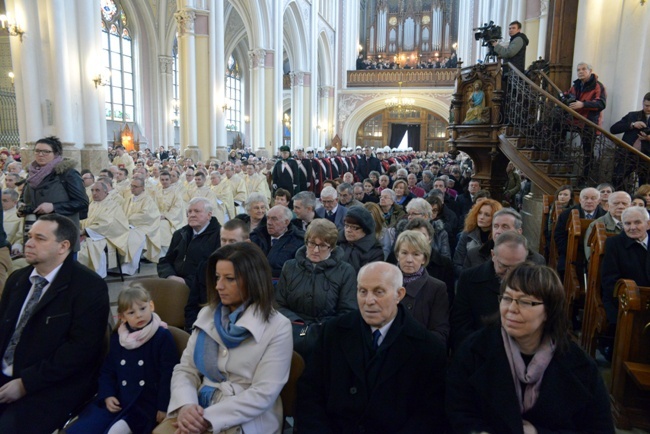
[105,265,648,434]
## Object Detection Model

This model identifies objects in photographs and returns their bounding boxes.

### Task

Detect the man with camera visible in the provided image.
[610,92,650,184]
[491,21,529,74]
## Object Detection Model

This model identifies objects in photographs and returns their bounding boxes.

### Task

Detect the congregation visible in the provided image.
[0,128,648,432]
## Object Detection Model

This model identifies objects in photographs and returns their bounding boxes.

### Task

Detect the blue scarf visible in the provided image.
[194,303,251,408]
[215,303,252,349]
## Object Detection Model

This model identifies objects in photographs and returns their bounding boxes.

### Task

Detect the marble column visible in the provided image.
[301,72,312,149]
[318,86,334,149]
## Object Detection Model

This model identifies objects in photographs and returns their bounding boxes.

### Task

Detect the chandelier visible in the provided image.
[385,81,416,117]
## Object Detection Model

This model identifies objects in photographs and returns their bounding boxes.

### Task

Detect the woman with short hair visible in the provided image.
[446,263,614,433]
[275,219,357,359]
[395,230,449,345]
[236,192,268,231]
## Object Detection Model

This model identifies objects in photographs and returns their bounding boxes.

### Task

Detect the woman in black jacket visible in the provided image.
[337,206,384,273]
[275,219,357,359]
[21,137,88,240]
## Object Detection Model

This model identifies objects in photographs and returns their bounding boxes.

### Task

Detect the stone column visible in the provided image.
[318,86,334,149]
[263,50,276,158]
[175,7,200,162]
[301,72,312,150]
[158,55,175,149]
[289,71,304,150]
[248,49,267,155]
[212,0,227,161]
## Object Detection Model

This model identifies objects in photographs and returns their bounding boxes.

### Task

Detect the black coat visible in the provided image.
[0,255,109,433]
[610,110,650,155]
[446,325,614,434]
[250,224,305,278]
[553,204,605,272]
[337,231,384,274]
[272,158,306,195]
[157,217,221,289]
[296,306,447,433]
[275,246,357,324]
[21,159,89,248]
[356,156,382,180]
[450,260,500,351]
[600,230,650,324]
[401,270,449,346]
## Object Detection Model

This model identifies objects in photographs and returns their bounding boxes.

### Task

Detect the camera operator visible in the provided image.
[490,21,529,75]
[610,92,650,184]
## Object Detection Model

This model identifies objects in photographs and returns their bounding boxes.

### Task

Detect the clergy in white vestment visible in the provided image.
[210,171,235,220]
[192,171,228,225]
[2,188,23,254]
[112,145,135,175]
[78,182,133,278]
[224,166,248,213]
[245,164,272,202]
[114,168,132,201]
[156,171,186,257]
[124,177,161,264]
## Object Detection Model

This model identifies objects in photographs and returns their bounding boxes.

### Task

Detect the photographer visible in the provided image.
[610,92,650,184]
[491,21,528,74]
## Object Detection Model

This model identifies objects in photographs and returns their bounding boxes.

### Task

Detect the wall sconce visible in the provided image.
[92,71,110,88]
[244,115,250,123]
[0,15,25,42]
[283,113,291,129]
[7,71,14,85]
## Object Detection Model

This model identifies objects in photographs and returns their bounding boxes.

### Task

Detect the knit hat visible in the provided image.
[344,206,375,235]
[279,145,291,152]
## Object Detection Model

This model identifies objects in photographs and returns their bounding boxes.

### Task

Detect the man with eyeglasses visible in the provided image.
[450,231,529,351]
[337,183,363,209]
[315,186,347,230]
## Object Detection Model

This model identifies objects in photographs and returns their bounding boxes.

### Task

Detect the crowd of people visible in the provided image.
[2,128,648,432]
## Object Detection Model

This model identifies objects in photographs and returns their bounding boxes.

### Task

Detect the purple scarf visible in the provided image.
[402,266,425,285]
[501,327,555,413]
[28,156,63,189]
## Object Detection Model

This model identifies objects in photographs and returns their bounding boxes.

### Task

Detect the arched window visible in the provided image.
[101,0,134,122]
[172,37,179,127]
[225,55,241,132]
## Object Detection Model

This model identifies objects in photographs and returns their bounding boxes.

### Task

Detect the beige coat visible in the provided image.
[168,306,292,434]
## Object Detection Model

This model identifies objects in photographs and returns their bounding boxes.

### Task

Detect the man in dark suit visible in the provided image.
[315,186,347,230]
[272,145,305,196]
[554,187,605,278]
[610,92,650,184]
[450,231,529,351]
[296,262,447,432]
[601,207,650,329]
[0,214,109,433]
[250,205,304,278]
[356,146,381,180]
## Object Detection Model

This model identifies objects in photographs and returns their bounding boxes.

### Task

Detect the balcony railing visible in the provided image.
[347,68,457,88]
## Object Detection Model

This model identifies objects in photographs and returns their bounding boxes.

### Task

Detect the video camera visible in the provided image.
[473,21,502,61]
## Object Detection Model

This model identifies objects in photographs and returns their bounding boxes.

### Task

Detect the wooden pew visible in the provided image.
[610,279,650,430]
[562,209,593,327]
[548,204,564,269]
[581,223,609,357]
[539,194,553,257]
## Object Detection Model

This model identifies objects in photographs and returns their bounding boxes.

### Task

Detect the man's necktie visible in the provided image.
[3,276,49,367]
[372,329,381,350]
[326,211,334,222]
[585,213,593,219]
[638,240,647,250]
[616,222,623,231]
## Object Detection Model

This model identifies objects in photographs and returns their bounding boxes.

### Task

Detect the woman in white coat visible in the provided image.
[161,242,293,434]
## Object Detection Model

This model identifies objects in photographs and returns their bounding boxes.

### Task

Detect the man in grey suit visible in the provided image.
[584,191,631,260]
[316,186,348,230]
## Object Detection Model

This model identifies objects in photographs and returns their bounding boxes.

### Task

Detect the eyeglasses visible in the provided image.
[307,241,330,250]
[344,224,362,231]
[408,212,424,218]
[498,295,544,309]
[321,199,337,205]
[34,149,53,155]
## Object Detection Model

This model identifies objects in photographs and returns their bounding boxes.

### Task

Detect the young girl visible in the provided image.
[67,285,178,434]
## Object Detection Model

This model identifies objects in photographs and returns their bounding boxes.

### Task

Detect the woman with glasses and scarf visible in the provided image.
[20,136,88,238]
[446,263,614,434]
[161,243,292,434]
[275,219,357,360]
